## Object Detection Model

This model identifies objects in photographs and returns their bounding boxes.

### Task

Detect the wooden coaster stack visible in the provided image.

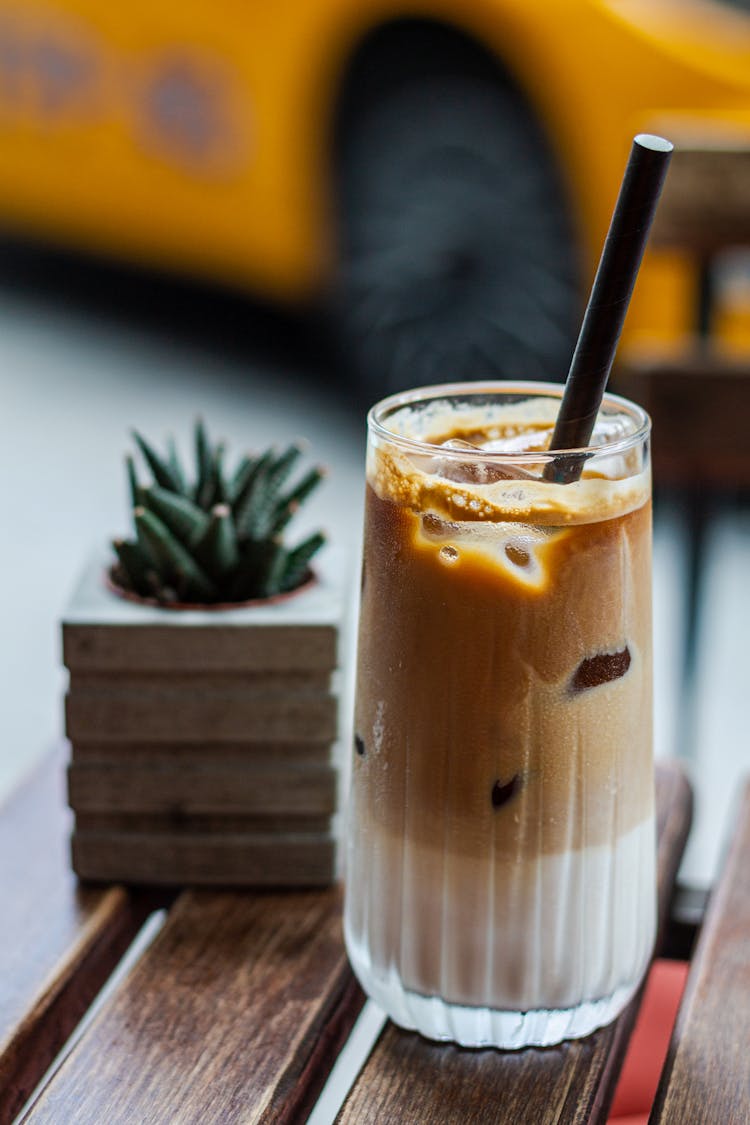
[62,554,346,886]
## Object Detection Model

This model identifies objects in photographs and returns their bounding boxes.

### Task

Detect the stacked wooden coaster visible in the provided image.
[62,554,346,886]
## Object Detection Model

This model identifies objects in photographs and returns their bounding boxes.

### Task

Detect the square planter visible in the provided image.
[62,549,350,886]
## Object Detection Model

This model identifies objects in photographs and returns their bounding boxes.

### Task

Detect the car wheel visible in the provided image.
[332,72,582,401]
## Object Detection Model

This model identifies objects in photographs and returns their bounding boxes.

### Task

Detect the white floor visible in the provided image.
[0,269,747,888]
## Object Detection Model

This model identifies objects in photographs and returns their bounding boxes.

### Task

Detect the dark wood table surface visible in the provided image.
[1,751,747,1124]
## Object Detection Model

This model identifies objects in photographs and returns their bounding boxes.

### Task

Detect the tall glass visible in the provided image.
[344,382,655,1049]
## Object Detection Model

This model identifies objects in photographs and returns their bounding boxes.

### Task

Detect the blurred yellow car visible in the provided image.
[0,0,749,392]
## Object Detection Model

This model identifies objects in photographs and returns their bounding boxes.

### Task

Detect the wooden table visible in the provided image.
[1,752,748,1124]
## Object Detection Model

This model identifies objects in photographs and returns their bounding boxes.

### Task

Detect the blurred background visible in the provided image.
[1,0,750,889]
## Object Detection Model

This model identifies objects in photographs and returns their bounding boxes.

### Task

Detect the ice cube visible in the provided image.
[435,439,492,484]
[435,437,539,483]
[505,542,531,568]
[492,527,553,591]
[406,451,443,476]
[569,647,631,694]
[591,414,632,447]
[491,773,521,809]
[441,438,480,452]
[481,429,551,454]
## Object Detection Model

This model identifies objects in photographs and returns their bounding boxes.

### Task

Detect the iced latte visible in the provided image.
[344,383,655,1049]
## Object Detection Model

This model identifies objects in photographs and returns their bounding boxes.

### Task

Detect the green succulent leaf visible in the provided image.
[228,537,275,601]
[198,443,227,509]
[240,478,274,540]
[122,422,325,603]
[193,418,213,503]
[112,538,153,596]
[166,436,189,497]
[280,531,325,592]
[269,444,303,491]
[234,450,275,538]
[229,455,256,504]
[239,444,302,540]
[126,455,141,510]
[271,467,325,535]
[141,485,210,547]
[193,503,240,580]
[261,542,288,598]
[214,445,231,505]
[134,507,217,602]
[132,430,183,493]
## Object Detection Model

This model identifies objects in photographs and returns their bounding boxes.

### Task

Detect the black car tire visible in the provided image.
[332,72,582,401]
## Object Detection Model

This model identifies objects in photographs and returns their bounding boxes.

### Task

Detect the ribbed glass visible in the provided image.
[344,383,655,1049]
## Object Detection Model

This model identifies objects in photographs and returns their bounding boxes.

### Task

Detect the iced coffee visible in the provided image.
[344,382,655,1049]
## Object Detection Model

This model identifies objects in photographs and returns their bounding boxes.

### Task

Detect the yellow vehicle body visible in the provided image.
[0,0,749,343]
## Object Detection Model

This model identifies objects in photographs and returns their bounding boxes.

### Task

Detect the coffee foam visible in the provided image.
[383,396,562,444]
[369,400,650,526]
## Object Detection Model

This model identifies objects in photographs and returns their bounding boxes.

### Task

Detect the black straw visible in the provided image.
[544,134,673,483]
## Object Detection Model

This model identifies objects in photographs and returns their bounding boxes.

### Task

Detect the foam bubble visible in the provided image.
[439,545,460,565]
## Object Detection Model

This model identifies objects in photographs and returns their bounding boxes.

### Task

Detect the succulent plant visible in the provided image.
[111,421,326,605]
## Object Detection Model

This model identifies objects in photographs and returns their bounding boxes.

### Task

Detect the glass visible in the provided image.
[344,381,655,1049]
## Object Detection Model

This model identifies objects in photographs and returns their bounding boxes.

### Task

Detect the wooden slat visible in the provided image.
[65,690,337,743]
[651,780,750,1124]
[63,622,338,673]
[69,740,335,764]
[337,760,692,1125]
[71,829,336,886]
[68,670,333,694]
[74,812,332,834]
[67,760,338,814]
[22,888,365,1124]
[0,753,149,1125]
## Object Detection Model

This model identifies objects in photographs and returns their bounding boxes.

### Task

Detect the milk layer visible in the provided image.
[345,814,656,1017]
